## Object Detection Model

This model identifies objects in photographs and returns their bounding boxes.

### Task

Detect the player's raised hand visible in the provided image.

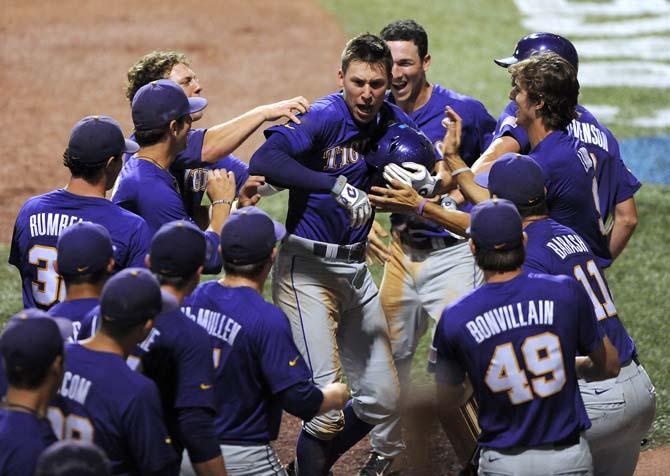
[261,96,311,124]
[369,179,424,215]
[206,169,236,202]
[441,106,463,157]
[366,220,391,265]
[383,162,441,197]
[331,175,373,228]
[238,175,265,208]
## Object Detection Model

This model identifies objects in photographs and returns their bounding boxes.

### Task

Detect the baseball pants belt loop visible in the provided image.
[312,242,366,263]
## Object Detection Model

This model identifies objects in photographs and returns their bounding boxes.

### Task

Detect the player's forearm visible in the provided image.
[577,337,620,381]
[177,407,225,472]
[202,230,224,274]
[249,135,336,192]
[201,108,268,163]
[471,135,521,174]
[608,197,638,260]
[278,381,324,421]
[421,201,470,236]
[193,457,228,476]
[443,158,490,205]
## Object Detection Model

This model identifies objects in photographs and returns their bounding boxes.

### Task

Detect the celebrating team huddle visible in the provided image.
[1,17,656,476]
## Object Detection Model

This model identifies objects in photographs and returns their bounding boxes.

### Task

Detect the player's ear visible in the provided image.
[522,231,528,248]
[169,119,178,136]
[468,238,476,255]
[106,258,115,274]
[145,254,151,269]
[337,69,345,88]
[422,53,431,72]
[51,354,65,384]
[271,247,278,264]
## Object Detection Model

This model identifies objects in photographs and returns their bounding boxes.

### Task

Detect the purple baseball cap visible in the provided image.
[150,220,206,277]
[485,153,546,206]
[221,207,286,265]
[36,440,111,476]
[57,222,113,277]
[67,115,139,164]
[0,309,72,374]
[468,198,523,251]
[132,79,207,131]
[100,268,176,325]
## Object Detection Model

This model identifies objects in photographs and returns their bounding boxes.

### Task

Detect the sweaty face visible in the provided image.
[510,79,535,128]
[339,60,389,125]
[387,40,429,104]
[169,63,204,121]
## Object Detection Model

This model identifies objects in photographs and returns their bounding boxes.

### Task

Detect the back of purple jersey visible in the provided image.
[47,297,99,341]
[529,131,611,267]
[523,218,635,364]
[389,84,495,238]
[182,282,312,444]
[263,93,415,244]
[0,408,58,476]
[9,189,150,310]
[432,272,602,448]
[128,308,216,453]
[50,344,177,476]
[495,102,640,224]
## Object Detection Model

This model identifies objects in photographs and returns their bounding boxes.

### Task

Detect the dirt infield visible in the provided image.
[1,1,667,474]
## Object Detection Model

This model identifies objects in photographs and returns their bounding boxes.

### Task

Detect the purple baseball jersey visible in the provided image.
[262,93,414,244]
[112,157,221,272]
[432,272,602,448]
[526,131,611,267]
[0,408,58,476]
[127,308,216,453]
[47,298,99,341]
[389,84,495,239]
[495,102,641,225]
[49,343,178,476]
[9,189,150,310]
[126,129,250,218]
[523,218,635,364]
[182,282,313,444]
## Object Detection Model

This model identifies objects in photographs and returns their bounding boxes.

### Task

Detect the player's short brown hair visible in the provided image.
[474,245,525,272]
[509,52,579,131]
[223,255,272,280]
[516,197,549,219]
[341,33,393,77]
[126,51,189,102]
[63,150,110,183]
[133,114,190,147]
[380,19,429,59]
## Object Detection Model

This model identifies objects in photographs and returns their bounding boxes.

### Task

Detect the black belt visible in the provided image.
[399,233,460,251]
[312,242,366,263]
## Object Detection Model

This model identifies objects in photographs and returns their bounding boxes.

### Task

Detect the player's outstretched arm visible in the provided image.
[369,180,470,236]
[442,107,490,205]
[576,335,620,381]
[470,135,521,174]
[206,169,236,236]
[318,382,350,415]
[609,197,638,260]
[200,96,310,163]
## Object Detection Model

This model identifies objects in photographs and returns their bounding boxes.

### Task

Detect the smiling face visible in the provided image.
[338,60,389,125]
[510,79,537,129]
[386,40,430,105]
[169,63,204,121]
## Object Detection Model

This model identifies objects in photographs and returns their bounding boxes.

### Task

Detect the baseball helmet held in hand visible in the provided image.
[494,32,578,71]
[366,123,437,186]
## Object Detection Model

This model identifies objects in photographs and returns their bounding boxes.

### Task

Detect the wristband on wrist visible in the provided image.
[450,167,471,177]
[211,199,233,207]
[418,198,429,216]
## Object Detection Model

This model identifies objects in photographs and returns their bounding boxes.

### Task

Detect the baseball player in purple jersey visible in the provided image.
[9,116,150,310]
[249,34,415,474]
[48,268,180,476]
[478,155,656,476]
[431,198,620,475]
[124,51,296,224]
[473,32,641,261]
[128,220,226,476]
[113,79,236,274]
[181,207,349,475]
[0,310,72,476]
[361,20,495,473]
[46,222,114,340]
